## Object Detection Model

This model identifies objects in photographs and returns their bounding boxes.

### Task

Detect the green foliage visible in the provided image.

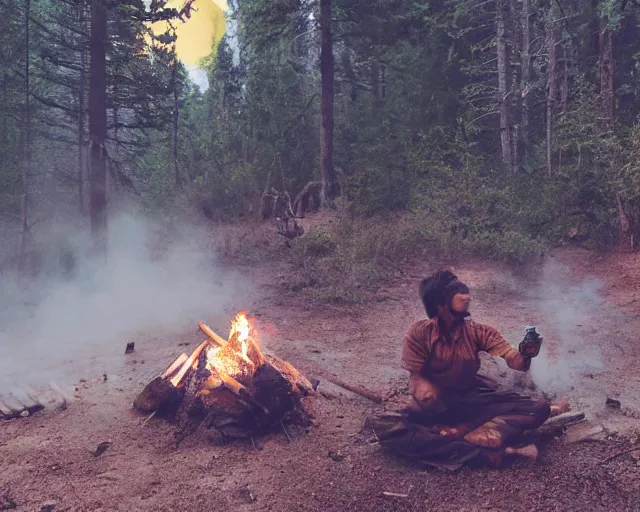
[5,0,640,271]
[289,197,547,303]
[295,227,337,257]
[619,121,640,239]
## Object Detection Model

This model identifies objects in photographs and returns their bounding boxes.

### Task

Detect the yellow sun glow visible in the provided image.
[150,0,227,67]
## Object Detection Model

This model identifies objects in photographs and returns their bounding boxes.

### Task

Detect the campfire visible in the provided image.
[134,311,316,444]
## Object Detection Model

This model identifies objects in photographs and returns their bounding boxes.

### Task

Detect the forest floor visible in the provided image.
[2,217,640,512]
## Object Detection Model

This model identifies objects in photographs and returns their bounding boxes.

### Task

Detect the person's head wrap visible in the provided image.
[419,269,470,318]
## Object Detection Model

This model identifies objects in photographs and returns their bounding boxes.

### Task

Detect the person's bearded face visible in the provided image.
[449,293,471,317]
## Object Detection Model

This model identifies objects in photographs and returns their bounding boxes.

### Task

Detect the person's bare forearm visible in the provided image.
[409,372,442,412]
[503,349,531,372]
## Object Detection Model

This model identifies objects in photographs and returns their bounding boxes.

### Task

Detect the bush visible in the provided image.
[295,227,337,258]
[289,206,547,303]
[463,229,546,264]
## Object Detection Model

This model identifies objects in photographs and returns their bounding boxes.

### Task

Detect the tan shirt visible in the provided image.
[401,317,526,392]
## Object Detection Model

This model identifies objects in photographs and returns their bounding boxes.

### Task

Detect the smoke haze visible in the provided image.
[526,259,606,395]
[0,212,245,397]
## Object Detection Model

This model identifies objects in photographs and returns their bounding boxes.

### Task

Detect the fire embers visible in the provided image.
[134,311,315,445]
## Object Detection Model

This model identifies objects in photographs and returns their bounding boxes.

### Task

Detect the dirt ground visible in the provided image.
[2,228,640,511]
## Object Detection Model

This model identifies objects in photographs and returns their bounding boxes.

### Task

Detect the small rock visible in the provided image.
[237,485,257,504]
[20,410,29,418]
[125,342,135,354]
[0,495,17,511]
[606,398,621,409]
[91,441,112,457]
[564,422,605,444]
[328,450,345,462]
[40,501,57,512]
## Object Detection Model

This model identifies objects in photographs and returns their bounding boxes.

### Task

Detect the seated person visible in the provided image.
[369,269,569,470]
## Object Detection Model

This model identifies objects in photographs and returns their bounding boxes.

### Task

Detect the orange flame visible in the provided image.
[230,310,251,359]
[203,310,255,381]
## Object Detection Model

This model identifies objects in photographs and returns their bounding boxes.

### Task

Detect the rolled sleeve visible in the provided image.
[474,321,528,371]
[401,322,429,373]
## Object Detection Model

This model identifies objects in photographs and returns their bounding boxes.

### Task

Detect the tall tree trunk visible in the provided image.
[172,52,181,189]
[1,73,6,147]
[560,43,570,112]
[112,68,118,141]
[89,0,108,254]
[496,0,513,171]
[371,59,380,101]
[319,0,339,203]
[78,2,87,214]
[19,0,31,269]
[599,18,615,128]
[520,0,531,163]
[546,18,558,177]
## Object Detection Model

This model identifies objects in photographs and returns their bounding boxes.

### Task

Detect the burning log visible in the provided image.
[161,353,189,379]
[198,322,227,347]
[170,340,209,387]
[134,312,314,444]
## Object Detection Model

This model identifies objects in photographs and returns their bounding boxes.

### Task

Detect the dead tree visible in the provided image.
[18,0,32,270]
[292,181,322,218]
[599,16,615,128]
[77,1,88,214]
[261,188,304,245]
[319,0,340,203]
[497,0,513,172]
[170,33,181,189]
[616,192,632,250]
[546,16,558,177]
[520,0,531,163]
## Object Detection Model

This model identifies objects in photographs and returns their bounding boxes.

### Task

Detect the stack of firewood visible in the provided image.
[134,313,315,444]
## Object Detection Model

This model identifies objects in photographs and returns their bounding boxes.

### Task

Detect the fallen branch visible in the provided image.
[281,421,292,443]
[382,491,409,498]
[600,446,640,464]
[325,376,384,404]
[142,411,156,427]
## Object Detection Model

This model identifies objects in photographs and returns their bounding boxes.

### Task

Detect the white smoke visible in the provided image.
[0,211,245,396]
[526,259,605,395]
